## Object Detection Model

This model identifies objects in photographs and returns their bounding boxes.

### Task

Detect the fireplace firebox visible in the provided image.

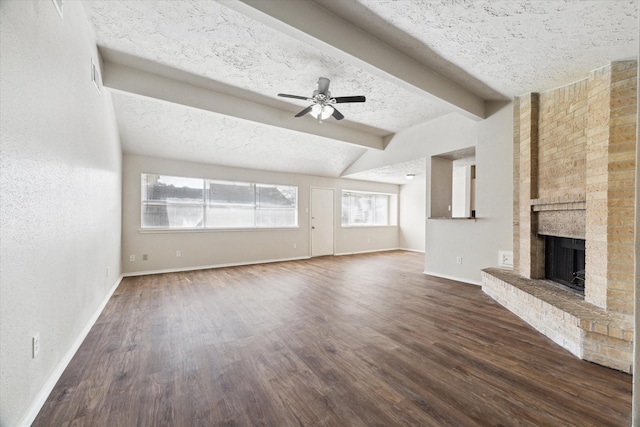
[544,236,586,294]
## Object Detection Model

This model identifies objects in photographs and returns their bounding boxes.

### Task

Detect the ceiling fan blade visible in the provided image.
[317,77,331,95]
[294,106,313,117]
[332,107,344,121]
[333,95,366,103]
[278,93,311,101]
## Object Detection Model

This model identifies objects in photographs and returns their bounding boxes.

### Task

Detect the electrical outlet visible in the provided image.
[293,243,297,249]
[33,334,40,358]
[456,256,462,264]
[176,250,181,257]
[129,255,135,262]
[142,254,148,261]
[499,250,514,268]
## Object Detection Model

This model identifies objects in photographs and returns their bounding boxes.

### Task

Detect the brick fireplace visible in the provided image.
[482,61,637,373]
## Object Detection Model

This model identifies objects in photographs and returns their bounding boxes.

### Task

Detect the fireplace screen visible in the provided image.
[544,236,586,293]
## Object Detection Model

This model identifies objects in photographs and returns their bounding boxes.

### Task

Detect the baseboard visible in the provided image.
[398,248,425,254]
[19,275,124,427]
[423,270,482,286]
[122,256,312,277]
[123,251,421,276]
[334,248,404,256]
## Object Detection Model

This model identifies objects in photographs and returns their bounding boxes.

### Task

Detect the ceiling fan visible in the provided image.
[278,77,366,123]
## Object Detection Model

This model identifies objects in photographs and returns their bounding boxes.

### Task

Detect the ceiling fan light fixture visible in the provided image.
[278,77,364,122]
[309,104,334,121]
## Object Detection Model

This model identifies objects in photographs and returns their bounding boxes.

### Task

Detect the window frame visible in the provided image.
[341,189,395,228]
[141,173,298,231]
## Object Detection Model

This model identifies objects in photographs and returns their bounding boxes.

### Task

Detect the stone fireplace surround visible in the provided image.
[482,61,637,373]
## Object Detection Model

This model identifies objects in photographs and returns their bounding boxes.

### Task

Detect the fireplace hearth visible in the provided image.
[544,236,585,294]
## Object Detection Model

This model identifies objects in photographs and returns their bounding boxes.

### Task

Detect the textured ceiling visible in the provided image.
[83,0,451,134]
[318,0,639,98]
[82,0,638,183]
[112,92,367,177]
[343,158,427,185]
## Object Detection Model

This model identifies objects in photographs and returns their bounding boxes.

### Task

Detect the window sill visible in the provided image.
[139,227,300,234]
[341,225,398,229]
[428,217,478,221]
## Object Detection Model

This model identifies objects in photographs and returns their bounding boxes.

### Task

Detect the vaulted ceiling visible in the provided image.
[82,0,638,184]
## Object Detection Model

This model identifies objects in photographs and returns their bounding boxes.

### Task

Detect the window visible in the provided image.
[342,191,392,226]
[142,175,204,228]
[141,174,297,229]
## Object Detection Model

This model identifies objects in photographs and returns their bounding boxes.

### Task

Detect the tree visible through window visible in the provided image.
[342,191,390,226]
[142,175,204,228]
[141,174,297,229]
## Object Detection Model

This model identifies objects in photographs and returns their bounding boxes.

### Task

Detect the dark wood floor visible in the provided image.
[34,251,631,426]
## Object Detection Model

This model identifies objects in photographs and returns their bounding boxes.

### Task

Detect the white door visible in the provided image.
[311,188,334,257]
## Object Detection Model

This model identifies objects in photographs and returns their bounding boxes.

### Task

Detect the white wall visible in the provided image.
[399,173,426,252]
[425,104,513,284]
[0,2,122,425]
[122,154,399,274]
[346,107,513,285]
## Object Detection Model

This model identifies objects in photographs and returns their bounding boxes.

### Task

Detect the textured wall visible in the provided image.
[512,98,521,273]
[585,65,614,309]
[537,208,586,239]
[515,61,637,314]
[632,50,640,426]
[0,1,122,425]
[517,93,545,279]
[537,79,588,201]
[585,61,637,313]
[603,61,637,314]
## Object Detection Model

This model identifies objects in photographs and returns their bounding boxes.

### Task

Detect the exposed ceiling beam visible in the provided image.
[232,0,486,121]
[101,61,385,151]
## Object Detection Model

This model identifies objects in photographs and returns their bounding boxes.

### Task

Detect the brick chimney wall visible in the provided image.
[483,62,636,372]
[514,61,637,315]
